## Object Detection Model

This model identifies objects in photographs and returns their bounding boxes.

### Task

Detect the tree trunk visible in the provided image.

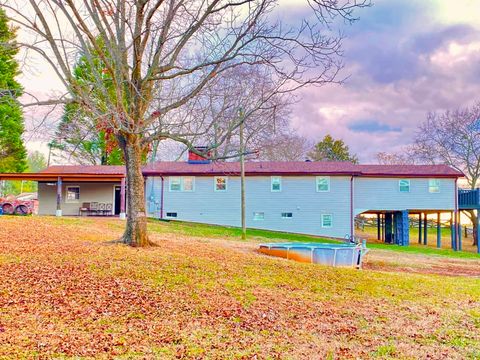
[471,210,478,246]
[119,134,151,247]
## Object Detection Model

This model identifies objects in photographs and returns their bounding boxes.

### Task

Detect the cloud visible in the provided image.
[290,0,480,162]
[348,120,401,133]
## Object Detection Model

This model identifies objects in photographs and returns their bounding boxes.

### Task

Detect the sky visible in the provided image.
[19,0,480,163]
[285,0,480,161]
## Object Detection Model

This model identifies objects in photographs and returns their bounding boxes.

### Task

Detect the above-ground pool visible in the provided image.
[258,242,368,268]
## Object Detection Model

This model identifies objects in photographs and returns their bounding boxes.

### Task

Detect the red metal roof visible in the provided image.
[40,165,126,175]
[2,162,460,179]
[142,161,463,177]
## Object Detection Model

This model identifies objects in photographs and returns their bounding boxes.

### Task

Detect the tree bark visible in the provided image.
[119,134,151,247]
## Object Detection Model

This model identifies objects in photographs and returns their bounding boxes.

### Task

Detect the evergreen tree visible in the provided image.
[308,134,358,163]
[0,7,26,172]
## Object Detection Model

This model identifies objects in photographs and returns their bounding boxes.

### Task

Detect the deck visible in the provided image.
[459,189,480,210]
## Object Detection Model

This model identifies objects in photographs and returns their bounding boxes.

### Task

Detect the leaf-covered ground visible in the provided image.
[0,216,479,359]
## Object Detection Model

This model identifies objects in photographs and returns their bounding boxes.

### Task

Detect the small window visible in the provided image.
[65,186,80,203]
[271,176,282,192]
[183,177,195,192]
[169,177,181,191]
[253,212,265,221]
[321,214,333,228]
[429,179,440,193]
[214,176,227,192]
[316,176,330,192]
[281,212,293,219]
[166,212,177,218]
[399,179,410,193]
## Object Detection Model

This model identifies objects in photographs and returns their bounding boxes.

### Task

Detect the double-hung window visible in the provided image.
[271,176,282,192]
[321,214,333,228]
[169,177,195,192]
[429,179,440,193]
[214,177,227,192]
[66,186,80,203]
[316,176,330,192]
[399,179,410,193]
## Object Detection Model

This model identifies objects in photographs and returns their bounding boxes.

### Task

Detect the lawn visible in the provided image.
[0,216,479,359]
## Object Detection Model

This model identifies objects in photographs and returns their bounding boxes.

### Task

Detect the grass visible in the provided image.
[146,219,480,259]
[0,216,479,358]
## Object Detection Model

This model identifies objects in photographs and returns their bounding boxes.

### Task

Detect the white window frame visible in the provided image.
[271,176,282,192]
[253,212,265,221]
[169,177,182,192]
[321,214,333,228]
[399,179,410,193]
[429,179,440,193]
[214,176,228,192]
[281,212,293,219]
[316,176,330,192]
[65,186,80,203]
[169,176,195,192]
[182,176,195,192]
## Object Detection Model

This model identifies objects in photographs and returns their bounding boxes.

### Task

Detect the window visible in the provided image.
[399,179,410,193]
[166,212,177,218]
[271,176,282,192]
[65,186,80,203]
[281,212,293,219]
[321,214,333,228]
[169,177,181,191]
[214,176,227,191]
[316,176,330,192]
[253,212,265,221]
[169,177,195,192]
[429,179,440,193]
[183,177,195,192]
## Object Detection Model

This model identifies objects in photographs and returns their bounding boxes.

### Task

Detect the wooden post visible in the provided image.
[418,213,422,244]
[120,177,126,220]
[239,109,246,241]
[436,212,441,248]
[458,223,462,251]
[381,214,385,242]
[377,213,380,240]
[477,210,480,254]
[450,211,456,250]
[423,213,428,245]
[56,176,62,217]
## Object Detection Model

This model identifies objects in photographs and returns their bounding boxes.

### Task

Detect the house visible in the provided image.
[0,156,465,248]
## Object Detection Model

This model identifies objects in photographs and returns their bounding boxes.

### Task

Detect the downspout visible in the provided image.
[350,175,355,239]
[160,176,164,220]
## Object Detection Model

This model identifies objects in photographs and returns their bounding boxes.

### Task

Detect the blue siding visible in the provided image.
[146,176,352,238]
[145,175,457,239]
[354,178,455,214]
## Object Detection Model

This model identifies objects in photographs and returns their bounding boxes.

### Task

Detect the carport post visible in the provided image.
[423,213,428,245]
[377,213,380,240]
[436,212,441,248]
[120,177,126,220]
[477,210,480,254]
[56,176,62,217]
[418,213,422,244]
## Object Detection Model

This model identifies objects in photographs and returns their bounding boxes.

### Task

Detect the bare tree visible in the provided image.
[4,0,368,246]
[260,133,312,161]
[413,104,480,245]
[376,147,418,165]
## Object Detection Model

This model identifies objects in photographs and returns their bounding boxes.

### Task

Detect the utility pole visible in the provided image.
[239,108,246,240]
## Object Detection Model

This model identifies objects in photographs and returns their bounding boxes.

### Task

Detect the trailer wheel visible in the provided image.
[14,205,29,216]
[2,203,14,215]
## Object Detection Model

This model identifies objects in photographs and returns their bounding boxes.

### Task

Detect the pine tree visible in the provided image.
[308,135,359,163]
[0,7,26,173]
